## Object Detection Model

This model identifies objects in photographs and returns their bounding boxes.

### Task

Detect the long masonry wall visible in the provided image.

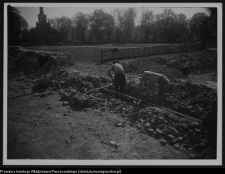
[101,42,202,61]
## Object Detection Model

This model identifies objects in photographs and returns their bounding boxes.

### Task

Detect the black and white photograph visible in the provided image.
[3,3,222,166]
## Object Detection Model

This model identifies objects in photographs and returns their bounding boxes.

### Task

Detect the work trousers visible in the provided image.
[156,76,169,106]
[180,67,188,75]
[114,73,126,96]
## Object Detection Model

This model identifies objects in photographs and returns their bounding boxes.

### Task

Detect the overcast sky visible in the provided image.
[13,3,212,28]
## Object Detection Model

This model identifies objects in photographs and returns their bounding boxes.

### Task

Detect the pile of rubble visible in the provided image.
[123,58,185,80]
[107,101,210,155]
[151,51,217,74]
[58,89,105,109]
[32,65,216,122]
[123,51,217,81]
[166,82,216,119]
[125,80,216,120]
[57,86,214,156]
[31,66,111,93]
[8,46,75,78]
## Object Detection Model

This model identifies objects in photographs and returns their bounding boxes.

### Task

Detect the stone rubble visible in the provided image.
[151,51,217,74]
[110,141,118,148]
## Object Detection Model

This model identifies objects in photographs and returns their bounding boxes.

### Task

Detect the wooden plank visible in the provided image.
[101,88,202,123]
[88,84,112,94]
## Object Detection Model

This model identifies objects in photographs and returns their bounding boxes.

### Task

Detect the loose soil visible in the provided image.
[8,93,188,160]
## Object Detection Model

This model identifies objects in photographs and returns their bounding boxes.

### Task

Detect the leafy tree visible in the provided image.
[123,8,137,43]
[152,13,162,43]
[140,9,154,43]
[72,12,89,44]
[112,8,124,43]
[189,13,209,49]
[156,9,178,43]
[21,29,30,44]
[89,9,106,44]
[207,8,217,46]
[8,5,28,45]
[131,25,141,43]
[15,7,215,46]
[173,13,189,43]
[103,13,115,43]
[20,17,30,44]
[50,16,72,43]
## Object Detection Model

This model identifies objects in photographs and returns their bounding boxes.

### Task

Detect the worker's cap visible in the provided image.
[113,60,119,64]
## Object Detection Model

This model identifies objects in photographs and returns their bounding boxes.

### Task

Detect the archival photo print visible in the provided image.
[3,3,222,166]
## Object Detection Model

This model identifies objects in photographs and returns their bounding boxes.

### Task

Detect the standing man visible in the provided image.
[179,59,189,77]
[107,60,126,97]
[140,71,170,106]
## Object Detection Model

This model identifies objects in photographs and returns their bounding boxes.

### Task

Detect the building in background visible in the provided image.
[30,7,59,46]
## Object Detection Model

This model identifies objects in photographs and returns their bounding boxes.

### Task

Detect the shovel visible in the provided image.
[130,88,144,119]
[136,87,147,106]
[88,84,112,94]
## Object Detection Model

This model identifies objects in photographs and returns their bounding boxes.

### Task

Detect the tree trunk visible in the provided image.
[64,34,67,43]
[108,33,111,44]
[145,32,148,43]
[161,35,163,42]
[117,31,118,43]
[152,23,158,43]
[97,35,100,44]
[125,34,127,43]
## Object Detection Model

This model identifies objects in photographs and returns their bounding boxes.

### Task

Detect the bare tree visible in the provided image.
[89,9,106,44]
[123,8,137,43]
[140,9,154,43]
[51,16,72,43]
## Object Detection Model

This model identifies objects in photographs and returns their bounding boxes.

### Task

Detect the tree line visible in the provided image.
[8,6,217,48]
[8,5,30,45]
